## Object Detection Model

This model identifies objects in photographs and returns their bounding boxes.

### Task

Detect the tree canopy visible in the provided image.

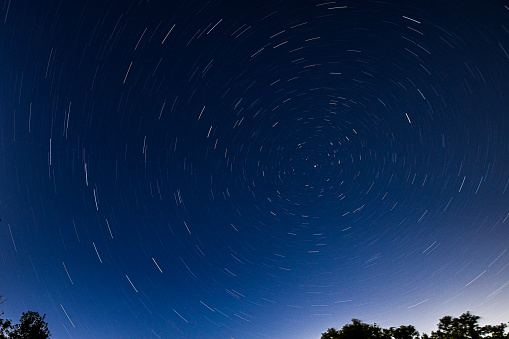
[0,295,50,339]
[322,312,509,339]
[9,312,50,339]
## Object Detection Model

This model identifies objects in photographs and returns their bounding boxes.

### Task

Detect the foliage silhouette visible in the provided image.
[322,312,509,339]
[0,296,12,339]
[9,311,50,339]
[0,295,50,339]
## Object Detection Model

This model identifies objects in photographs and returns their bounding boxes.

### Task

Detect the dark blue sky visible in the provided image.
[1,0,509,338]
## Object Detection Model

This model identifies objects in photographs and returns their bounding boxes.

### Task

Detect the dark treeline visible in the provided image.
[3,293,509,339]
[1,295,50,339]
[322,312,509,339]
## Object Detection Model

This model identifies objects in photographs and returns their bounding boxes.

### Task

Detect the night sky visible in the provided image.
[1,0,509,338]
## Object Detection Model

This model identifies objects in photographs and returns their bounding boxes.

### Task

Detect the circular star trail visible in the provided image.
[1,0,509,338]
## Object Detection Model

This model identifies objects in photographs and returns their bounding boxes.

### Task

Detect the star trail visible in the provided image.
[1,0,509,338]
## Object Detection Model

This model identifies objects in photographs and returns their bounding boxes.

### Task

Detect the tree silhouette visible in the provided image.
[387,325,420,339]
[321,312,509,339]
[482,323,507,339]
[431,312,482,339]
[321,327,341,339]
[0,295,12,339]
[321,318,389,338]
[9,311,50,339]
[0,296,50,339]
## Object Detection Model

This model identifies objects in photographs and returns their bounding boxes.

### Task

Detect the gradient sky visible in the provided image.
[1,0,509,338]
